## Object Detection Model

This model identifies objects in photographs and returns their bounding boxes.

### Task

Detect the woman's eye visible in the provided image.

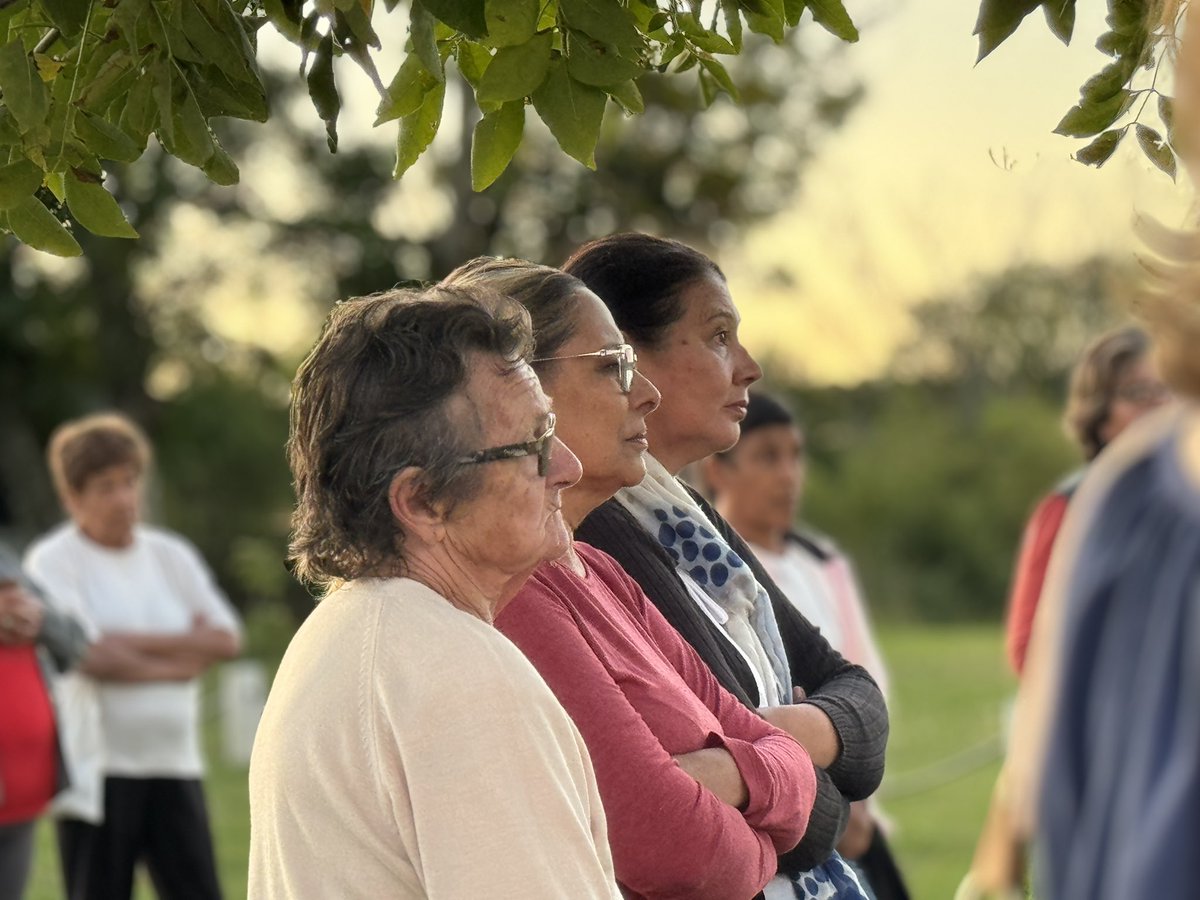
[714,330,731,345]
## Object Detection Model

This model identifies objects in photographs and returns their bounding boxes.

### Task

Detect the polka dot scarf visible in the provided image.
[616,455,792,708]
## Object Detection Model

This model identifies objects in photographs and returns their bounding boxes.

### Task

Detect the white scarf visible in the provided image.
[616,455,791,707]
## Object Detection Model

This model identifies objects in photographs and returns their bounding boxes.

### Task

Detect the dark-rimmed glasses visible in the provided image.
[532,344,637,394]
[457,412,556,477]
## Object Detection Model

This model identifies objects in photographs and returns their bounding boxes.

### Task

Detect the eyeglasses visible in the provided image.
[531,344,638,394]
[457,412,556,477]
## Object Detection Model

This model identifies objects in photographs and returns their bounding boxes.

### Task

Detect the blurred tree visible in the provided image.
[1,29,861,618]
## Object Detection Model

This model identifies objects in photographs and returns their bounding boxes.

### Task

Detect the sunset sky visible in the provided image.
[725,0,1193,383]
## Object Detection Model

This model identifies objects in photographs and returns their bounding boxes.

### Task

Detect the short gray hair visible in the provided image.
[287,285,533,588]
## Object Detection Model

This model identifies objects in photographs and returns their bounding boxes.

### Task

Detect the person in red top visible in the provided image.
[443,258,839,900]
[1004,326,1170,674]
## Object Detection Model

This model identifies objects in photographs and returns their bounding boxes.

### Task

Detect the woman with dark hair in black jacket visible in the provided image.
[565,233,889,900]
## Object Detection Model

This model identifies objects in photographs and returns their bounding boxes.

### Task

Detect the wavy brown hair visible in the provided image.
[287,285,533,588]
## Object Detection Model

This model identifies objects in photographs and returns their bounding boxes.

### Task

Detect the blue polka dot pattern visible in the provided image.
[702,543,721,562]
[681,540,699,562]
[672,505,687,518]
[710,563,728,587]
[689,566,708,585]
[658,523,676,547]
[654,508,668,522]
[676,520,695,538]
[699,526,714,539]
[727,551,744,568]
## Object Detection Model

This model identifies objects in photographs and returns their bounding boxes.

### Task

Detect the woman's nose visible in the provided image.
[633,371,661,414]
[547,436,583,489]
[734,341,763,386]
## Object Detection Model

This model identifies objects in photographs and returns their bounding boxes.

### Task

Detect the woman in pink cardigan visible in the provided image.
[443,258,825,900]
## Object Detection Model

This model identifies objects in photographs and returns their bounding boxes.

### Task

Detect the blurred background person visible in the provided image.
[249,288,620,899]
[565,233,888,898]
[23,413,242,900]
[703,390,910,900]
[1004,325,1168,675]
[0,548,90,900]
[444,258,827,899]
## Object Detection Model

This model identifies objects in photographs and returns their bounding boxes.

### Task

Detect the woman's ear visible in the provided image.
[388,468,447,544]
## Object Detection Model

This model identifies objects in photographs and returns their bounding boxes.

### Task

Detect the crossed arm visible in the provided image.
[82,615,241,682]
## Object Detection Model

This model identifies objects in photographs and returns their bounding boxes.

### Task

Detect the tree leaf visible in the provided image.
[119,72,158,147]
[181,0,260,86]
[65,172,138,238]
[1073,128,1122,167]
[422,0,488,38]
[1159,94,1174,139]
[0,40,49,133]
[744,0,785,43]
[190,63,270,122]
[973,0,1039,63]
[781,0,804,28]
[73,110,141,163]
[806,0,857,42]
[456,40,493,86]
[410,0,445,81]
[376,54,439,125]
[471,99,524,190]
[699,56,738,100]
[720,0,743,51]
[607,78,643,114]
[676,13,737,53]
[1136,123,1176,181]
[41,0,89,38]
[476,32,553,103]
[485,0,539,47]
[1079,58,1134,104]
[559,0,643,53]
[0,158,42,209]
[531,59,606,168]
[163,75,217,167]
[202,137,241,185]
[1053,89,1132,138]
[698,67,717,108]
[566,31,645,86]
[6,194,82,256]
[1095,29,1134,57]
[1041,0,1075,44]
[394,79,445,177]
[307,33,341,152]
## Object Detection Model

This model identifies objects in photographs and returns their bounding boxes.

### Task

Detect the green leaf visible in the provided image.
[1073,128,1122,166]
[6,195,81,256]
[119,72,157,147]
[559,0,643,53]
[646,12,668,31]
[1079,58,1134,104]
[744,0,785,43]
[781,0,804,28]
[531,59,606,167]
[566,31,645,86]
[485,0,539,47]
[181,0,262,86]
[456,40,493,86]
[607,79,643,114]
[64,172,138,238]
[335,1,381,49]
[699,56,738,100]
[1136,123,1176,180]
[1095,30,1134,57]
[0,158,42,209]
[73,110,141,163]
[394,79,445,177]
[203,137,241,185]
[152,58,175,146]
[1159,94,1174,140]
[0,40,49,133]
[376,54,439,125]
[1041,0,1075,44]
[698,67,717,107]
[973,0,1039,63]
[161,75,217,167]
[410,1,445,81]
[476,32,553,103]
[422,0,488,38]
[720,0,743,51]
[190,63,270,122]
[807,0,857,41]
[1053,89,1132,138]
[1106,0,1144,35]
[307,33,341,152]
[471,99,524,189]
[41,0,88,38]
[677,13,737,53]
[264,0,304,40]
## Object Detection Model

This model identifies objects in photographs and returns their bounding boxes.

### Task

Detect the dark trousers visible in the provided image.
[57,776,222,900]
[0,820,37,900]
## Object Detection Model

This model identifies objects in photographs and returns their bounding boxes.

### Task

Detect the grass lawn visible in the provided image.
[25,623,1013,899]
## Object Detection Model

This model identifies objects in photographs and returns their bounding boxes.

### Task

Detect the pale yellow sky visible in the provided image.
[726,0,1194,383]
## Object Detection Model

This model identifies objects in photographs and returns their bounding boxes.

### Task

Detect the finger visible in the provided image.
[792,686,807,702]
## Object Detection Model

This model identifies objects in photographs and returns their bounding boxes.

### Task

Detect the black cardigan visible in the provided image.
[576,493,889,872]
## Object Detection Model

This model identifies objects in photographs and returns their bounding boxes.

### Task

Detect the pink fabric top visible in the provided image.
[497,542,816,900]
[1005,490,1072,675]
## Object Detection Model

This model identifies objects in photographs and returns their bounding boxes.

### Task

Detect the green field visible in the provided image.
[25,623,1013,899]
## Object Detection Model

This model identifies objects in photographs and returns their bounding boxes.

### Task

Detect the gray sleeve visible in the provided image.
[36,598,91,673]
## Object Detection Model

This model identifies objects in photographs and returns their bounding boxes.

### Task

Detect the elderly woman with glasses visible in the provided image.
[248,286,621,899]
[442,257,821,900]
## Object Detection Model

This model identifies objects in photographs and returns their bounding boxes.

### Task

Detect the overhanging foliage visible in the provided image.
[0,0,857,256]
